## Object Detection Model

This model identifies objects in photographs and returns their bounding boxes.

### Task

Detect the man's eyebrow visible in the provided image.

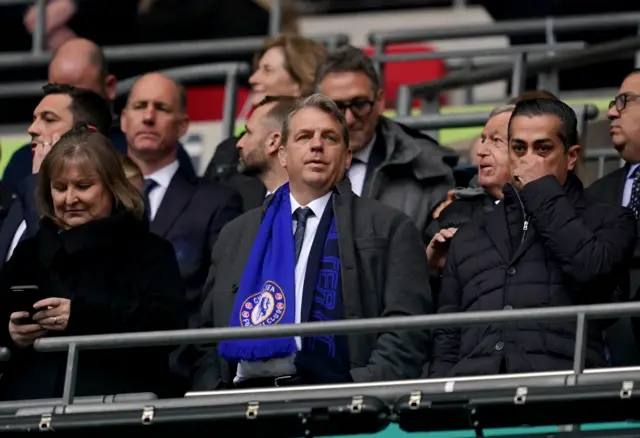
[33,110,59,120]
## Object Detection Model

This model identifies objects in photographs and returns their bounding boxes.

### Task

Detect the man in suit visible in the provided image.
[315,45,458,236]
[192,94,432,390]
[0,84,113,272]
[235,96,296,202]
[121,72,242,331]
[2,38,195,193]
[587,68,640,366]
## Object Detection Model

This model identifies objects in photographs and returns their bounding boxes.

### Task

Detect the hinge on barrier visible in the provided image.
[620,381,634,399]
[39,413,52,431]
[246,401,259,419]
[350,396,364,413]
[514,387,528,405]
[408,391,422,409]
[141,406,155,425]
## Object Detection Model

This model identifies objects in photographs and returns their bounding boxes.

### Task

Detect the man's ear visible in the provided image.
[566,144,581,171]
[278,145,287,169]
[374,88,385,115]
[266,131,281,156]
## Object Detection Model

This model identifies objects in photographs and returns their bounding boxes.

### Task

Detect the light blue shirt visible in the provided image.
[622,163,640,207]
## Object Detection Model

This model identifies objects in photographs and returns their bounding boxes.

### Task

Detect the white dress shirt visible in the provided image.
[622,163,640,208]
[235,190,332,382]
[6,220,27,261]
[347,134,376,197]
[145,160,180,221]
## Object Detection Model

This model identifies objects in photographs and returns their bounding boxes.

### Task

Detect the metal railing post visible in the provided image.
[510,52,527,98]
[62,343,79,405]
[32,0,46,55]
[222,65,240,139]
[572,313,588,378]
[269,0,283,36]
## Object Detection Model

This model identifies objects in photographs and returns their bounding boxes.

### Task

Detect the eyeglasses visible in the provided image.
[333,98,375,118]
[609,92,640,112]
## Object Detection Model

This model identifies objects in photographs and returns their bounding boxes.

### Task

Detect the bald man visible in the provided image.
[3,38,195,192]
[121,72,242,338]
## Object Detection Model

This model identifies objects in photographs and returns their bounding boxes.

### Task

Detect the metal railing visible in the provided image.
[0,32,350,71]
[372,42,585,105]
[32,300,640,406]
[0,61,251,139]
[395,36,640,116]
[392,103,598,142]
[368,11,640,63]
[0,0,289,56]
[116,62,251,139]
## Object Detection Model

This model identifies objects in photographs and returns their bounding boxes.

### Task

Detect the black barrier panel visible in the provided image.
[395,382,640,433]
[1,396,389,436]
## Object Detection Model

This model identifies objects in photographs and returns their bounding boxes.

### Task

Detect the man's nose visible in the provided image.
[27,120,41,139]
[476,140,489,158]
[142,107,156,124]
[607,104,620,120]
[309,134,324,151]
[344,108,358,126]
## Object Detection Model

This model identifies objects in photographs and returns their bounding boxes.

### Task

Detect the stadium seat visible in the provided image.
[362,43,447,109]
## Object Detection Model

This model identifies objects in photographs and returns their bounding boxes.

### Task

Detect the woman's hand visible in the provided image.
[32,298,71,331]
[8,312,47,349]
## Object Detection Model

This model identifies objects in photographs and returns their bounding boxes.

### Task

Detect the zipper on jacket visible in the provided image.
[508,183,530,244]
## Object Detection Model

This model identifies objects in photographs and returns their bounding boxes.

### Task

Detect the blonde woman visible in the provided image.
[0,125,187,401]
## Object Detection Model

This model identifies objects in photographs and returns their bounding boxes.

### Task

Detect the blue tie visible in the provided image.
[293,207,313,264]
[143,178,158,220]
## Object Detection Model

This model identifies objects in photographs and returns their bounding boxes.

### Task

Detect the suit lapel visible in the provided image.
[483,202,511,264]
[0,202,24,268]
[615,167,627,205]
[150,172,196,237]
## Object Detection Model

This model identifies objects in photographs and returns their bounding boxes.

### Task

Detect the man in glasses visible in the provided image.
[316,45,458,235]
[588,68,640,366]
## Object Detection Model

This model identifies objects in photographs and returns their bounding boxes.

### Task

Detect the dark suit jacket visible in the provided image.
[151,167,242,328]
[2,128,196,194]
[586,166,640,366]
[191,178,433,390]
[0,176,40,272]
[203,136,267,212]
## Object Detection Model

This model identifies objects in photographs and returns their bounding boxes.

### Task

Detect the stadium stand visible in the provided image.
[1,1,640,436]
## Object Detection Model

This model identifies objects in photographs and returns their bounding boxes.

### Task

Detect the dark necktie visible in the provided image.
[629,169,640,219]
[293,207,313,264]
[143,178,158,220]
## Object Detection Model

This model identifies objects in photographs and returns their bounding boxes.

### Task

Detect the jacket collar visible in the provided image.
[38,211,146,267]
[376,116,459,181]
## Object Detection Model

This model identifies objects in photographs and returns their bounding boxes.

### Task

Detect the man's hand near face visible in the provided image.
[512,155,554,190]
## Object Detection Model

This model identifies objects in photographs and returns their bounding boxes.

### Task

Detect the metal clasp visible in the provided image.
[141,406,154,425]
[246,401,259,419]
[621,381,634,399]
[39,413,52,431]
[350,396,364,413]
[408,391,422,409]
[514,387,528,405]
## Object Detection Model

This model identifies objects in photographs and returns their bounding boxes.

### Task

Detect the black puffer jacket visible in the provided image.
[431,174,637,377]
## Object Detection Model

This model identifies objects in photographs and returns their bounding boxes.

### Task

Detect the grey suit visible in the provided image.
[191,178,433,390]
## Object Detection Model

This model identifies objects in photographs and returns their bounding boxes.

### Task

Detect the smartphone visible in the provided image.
[8,285,46,323]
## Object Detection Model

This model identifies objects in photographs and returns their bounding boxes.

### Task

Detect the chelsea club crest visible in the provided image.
[239,280,286,327]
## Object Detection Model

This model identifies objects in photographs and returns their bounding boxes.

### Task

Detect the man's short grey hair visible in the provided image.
[489,104,516,119]
[281,93,350,148]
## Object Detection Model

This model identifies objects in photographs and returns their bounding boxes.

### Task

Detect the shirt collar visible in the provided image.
[290,190,332,219]
[353,133,376,164]
[145,160,179,188]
